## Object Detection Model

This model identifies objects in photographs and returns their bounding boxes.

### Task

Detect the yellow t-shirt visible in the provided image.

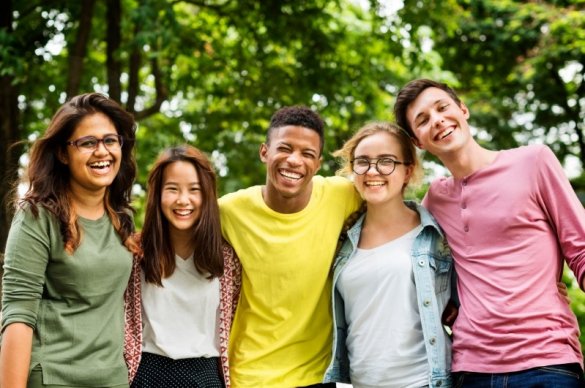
[219,175,361,387]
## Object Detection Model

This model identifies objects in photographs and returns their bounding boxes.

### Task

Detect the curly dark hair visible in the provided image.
[20,93,137,253]
[267,105,325,154]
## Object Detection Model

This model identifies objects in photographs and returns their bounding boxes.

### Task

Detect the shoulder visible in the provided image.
[219,186,260,209]
[316,175,351,187]
[315,175,355,195]
[504,144,551,162]
[426,176,453,196]
[12,203,55,226]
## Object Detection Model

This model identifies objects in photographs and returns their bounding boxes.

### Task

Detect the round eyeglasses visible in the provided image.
[66,134,123,153]
[351,157,410,175]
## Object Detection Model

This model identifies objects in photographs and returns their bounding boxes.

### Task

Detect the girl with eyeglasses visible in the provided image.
[130,145,241,388]
[0,93,141,387]
[323,122,455,388]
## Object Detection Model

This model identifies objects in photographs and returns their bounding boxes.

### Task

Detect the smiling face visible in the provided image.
[352,131,412,206]
[62,112,122,198]
[160,161,203,236]
[405,87,471,158]
[259,125,321,211]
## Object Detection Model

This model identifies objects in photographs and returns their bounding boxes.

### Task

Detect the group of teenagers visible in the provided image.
[1,78,585,388]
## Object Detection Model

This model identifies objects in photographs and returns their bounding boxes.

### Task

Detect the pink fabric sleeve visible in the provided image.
[535,146,585,287]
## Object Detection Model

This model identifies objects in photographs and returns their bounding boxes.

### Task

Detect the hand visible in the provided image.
[441,299,458,327]
[557,281,571,305]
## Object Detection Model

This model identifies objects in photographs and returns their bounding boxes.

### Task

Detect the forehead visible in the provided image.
[70,112,117,138]
[269,125,321,149]
[406,87,454,119]
[163,160,199,182]
[354,132,402,157]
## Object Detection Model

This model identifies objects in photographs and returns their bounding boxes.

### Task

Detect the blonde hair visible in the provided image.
[333,121,423,190]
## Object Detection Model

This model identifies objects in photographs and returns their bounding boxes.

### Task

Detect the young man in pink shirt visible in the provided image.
[394,78,585,387]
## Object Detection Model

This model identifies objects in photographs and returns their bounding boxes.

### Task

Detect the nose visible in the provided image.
[176,190,189,204]
[365,162,379,175]
[430,110,444,127]
[94,140,109,155]
[286,152,302,166]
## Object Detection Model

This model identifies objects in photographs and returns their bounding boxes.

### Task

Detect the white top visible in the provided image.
[337,225,428,388]
[141,254,220,359]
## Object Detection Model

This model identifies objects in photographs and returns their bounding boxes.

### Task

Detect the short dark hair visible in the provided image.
[394,79,462,138]
[267,105,325,153]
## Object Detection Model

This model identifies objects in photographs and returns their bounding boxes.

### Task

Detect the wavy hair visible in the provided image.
[141,145,224,285]
[20,93,137,253]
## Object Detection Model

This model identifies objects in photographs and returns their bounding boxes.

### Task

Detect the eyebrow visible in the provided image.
[163,181,201,186]
[354,153,399,159]
[413,98,447,122]
[278,141,318,153]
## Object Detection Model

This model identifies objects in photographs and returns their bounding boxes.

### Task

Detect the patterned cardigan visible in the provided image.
[122,242,242,387]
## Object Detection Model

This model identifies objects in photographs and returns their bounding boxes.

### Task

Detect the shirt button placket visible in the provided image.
[461,178,469,233]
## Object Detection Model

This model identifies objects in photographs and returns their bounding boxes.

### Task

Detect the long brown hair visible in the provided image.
[141,145,224,285]
[20,93,137,253]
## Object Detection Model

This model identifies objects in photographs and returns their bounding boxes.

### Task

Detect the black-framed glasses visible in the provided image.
[66,134,123,153]
[351,157,410,175]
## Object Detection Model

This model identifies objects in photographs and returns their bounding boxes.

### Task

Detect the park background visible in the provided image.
[1,0,585,353]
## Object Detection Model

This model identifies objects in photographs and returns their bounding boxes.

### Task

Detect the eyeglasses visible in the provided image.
[66,134,123,153]
[351,157,410,175]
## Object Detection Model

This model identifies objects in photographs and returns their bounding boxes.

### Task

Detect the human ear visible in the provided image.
[57,149,69,165]
[259,143,268,163]
[460,102,470,119]
[412,137,424,150]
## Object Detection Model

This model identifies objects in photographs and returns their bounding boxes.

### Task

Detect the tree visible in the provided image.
[1,0,444,245]
[399,0,585,170]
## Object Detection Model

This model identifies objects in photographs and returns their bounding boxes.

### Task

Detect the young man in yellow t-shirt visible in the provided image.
[219,106,361,387]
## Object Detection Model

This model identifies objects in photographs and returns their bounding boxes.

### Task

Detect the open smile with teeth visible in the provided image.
[435,128,454,141]
[365,181,386,187]
[279,169,302,180]
[89,160,112,169]
[173,209,193,216]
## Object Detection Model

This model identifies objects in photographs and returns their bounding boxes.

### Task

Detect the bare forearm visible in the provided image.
[0,323,33,388]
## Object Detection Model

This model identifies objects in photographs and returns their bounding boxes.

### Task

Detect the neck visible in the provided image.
[359,199,420,249]
[69,186,106,220]
[439,141,498,179]
[261,183,313,214]
[170,229,194,260]
[365,198,415,227]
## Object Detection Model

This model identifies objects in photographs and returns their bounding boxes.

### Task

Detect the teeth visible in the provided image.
[436,128,453,140]
[174,209,193,216]
[89,161,111,168]
[366,181,385,187]
[280,170,302,179]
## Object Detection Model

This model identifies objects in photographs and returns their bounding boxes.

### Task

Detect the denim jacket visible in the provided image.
[323,201,453,388]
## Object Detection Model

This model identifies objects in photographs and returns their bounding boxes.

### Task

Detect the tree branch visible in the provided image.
[134,58,168,120]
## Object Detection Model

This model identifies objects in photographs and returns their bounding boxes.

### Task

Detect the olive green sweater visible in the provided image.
[2,206,132,387]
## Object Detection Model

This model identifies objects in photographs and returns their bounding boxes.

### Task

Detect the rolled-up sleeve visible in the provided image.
[2,208,51,330]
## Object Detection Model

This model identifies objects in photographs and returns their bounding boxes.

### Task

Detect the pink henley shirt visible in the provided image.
[423,144,585,373]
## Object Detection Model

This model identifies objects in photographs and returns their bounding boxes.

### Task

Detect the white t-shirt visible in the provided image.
[337,225,428,388]
[141,254,220,359]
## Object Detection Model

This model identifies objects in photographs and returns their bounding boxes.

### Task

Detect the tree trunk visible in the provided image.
[107,0,122,102]
[0,0,22,299]
[66,0,96,99]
